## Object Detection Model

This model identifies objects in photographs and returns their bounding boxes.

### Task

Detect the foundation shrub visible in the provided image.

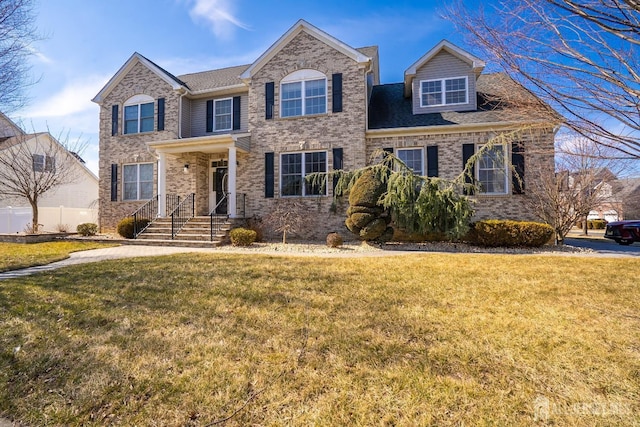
[326,232,343,248]
[76,223,98,236]
[116,217,149,239]
[466,220,553,247]
[230,228,257,246]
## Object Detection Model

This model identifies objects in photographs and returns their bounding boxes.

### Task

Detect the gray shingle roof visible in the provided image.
[368,73,543,130]
[178,64,250,93]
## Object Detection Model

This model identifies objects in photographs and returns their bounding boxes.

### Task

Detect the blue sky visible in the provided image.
[14,0,469,176]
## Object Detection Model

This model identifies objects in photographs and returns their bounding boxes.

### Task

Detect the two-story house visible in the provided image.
[93,19,556,241]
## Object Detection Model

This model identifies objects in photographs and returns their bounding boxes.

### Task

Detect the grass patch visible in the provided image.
[0,241,119,272]
[0,253,638,425]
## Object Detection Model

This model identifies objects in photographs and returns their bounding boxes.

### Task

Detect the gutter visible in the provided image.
[365,120,556,138]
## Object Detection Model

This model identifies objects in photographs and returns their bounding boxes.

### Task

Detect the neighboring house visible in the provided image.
[93,19,556,239]
[589,177,640,222]
[0,114,99,233]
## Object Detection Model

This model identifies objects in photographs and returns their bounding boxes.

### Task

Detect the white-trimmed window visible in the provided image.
[420,76,468,107]
[123,163,154,200]
[280,151,327,196]
[477,144,508,194]
[124,95,154,134]
[32,154,55,173]
[214,98,232,131]
[397,148,424,176]
[281,70,327,118]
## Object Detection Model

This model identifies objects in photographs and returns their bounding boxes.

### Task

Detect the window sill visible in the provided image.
[278,112,329,120]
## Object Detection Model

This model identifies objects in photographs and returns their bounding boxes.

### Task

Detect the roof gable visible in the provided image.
[92,52,188,104]
[240,19,371,80]
[403,40,485,97]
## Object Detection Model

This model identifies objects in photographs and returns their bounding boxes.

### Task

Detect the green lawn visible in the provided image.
[0,241,118,272]
[0,253,638,426]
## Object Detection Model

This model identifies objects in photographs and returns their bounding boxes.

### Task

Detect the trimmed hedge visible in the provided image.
[466,220,554,247]
[326,232,343,248]
[76,223,98,236]
[116,217,149,239]
[230,228,257,246]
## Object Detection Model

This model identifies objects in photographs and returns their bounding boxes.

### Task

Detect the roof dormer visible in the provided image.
[404,40,485,115]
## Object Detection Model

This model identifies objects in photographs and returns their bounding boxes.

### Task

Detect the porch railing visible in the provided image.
[210,194,229,242]
[170,193,195,239]
[166,194,181,215]
[132,195,158,238]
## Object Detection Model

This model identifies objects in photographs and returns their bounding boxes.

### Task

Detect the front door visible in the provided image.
[214,167,228,214]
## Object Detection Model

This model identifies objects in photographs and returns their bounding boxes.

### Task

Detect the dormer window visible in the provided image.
[280,69,327,118]
[420,76,468,107]
[124,94,155,134]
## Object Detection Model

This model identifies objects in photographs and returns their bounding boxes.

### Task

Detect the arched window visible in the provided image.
[124,94,154,134]
[280,70,327,118]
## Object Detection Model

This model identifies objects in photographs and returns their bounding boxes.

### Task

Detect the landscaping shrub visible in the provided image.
[466,220,554,247]
[245,216,264,242]
[76,223,98,236]
[116,217,149,239]
[588,219,607,229]
[345,169,393,242]
[326,232,343,248]
[230,227,257,246]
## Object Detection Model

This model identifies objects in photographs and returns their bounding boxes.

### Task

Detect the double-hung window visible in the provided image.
[281,70,327,118]
[214,98,232,131]
[124,94,155,134]
[32,154,55,173]
[477,144,508,194]
[420,76,468,107]
[397,148,424,176]
[280,151,327,196]
[123,163,154,200]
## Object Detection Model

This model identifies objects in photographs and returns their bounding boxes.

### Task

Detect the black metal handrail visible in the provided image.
[210,211,229,242]
[170,193,195,239]
[166,194,181,216]
[132,195,158,238]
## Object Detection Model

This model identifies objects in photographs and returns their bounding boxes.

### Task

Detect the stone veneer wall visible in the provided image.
[366,127,555,222]
[239,31,370,240]
[98,62,182,231]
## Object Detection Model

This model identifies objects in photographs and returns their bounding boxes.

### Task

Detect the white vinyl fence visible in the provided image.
[0,206,99,234]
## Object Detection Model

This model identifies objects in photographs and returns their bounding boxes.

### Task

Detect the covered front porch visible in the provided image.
[147,133,251,219]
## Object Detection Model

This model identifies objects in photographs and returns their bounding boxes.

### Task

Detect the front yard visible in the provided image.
[0,241,118,272]
[0,252,638,425]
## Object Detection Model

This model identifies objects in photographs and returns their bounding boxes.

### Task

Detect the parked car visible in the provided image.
[604,220,640,245]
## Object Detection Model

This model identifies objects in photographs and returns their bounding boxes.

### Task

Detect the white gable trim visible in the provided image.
[240,19,370,80]
[405,40,485,77]
[92,52,186,104]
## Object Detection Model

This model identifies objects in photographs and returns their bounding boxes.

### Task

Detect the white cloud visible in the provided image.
[185,0,251,38]
[27,46,53,64]
[24,75,109,118]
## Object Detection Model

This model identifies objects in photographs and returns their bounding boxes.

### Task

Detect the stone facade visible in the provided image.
[94,20,556,239]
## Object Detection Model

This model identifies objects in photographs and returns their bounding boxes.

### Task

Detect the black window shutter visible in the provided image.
[206,100,213,133]
[233,96,241,130]
[110,164,118,202]
[427,145,439,177]
[332,147,343,192]
[512,141,525,194]
[265,82,274,120]
[332,73,343,113]
[265,152,274,198]
[383,147,394,155]
[462,143,475,195]
[157,98,165,131]
[111,105,118,136]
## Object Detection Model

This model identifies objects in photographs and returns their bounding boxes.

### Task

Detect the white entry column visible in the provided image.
[158,152,167,217]
[228,146,237,218]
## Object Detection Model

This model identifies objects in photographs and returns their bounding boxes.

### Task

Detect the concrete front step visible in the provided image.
[122,238,224,248]
[135,215,233,244]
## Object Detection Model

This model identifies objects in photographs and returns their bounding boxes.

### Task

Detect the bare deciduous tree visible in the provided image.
[526,135,625,244]
[264,199,307,244]
[0,0,39,113]
[0,130,84,233]
[444,0,640,158]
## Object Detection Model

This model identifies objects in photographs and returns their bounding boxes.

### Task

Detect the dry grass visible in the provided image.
[0,253,638,426]
[0,241,119,272]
